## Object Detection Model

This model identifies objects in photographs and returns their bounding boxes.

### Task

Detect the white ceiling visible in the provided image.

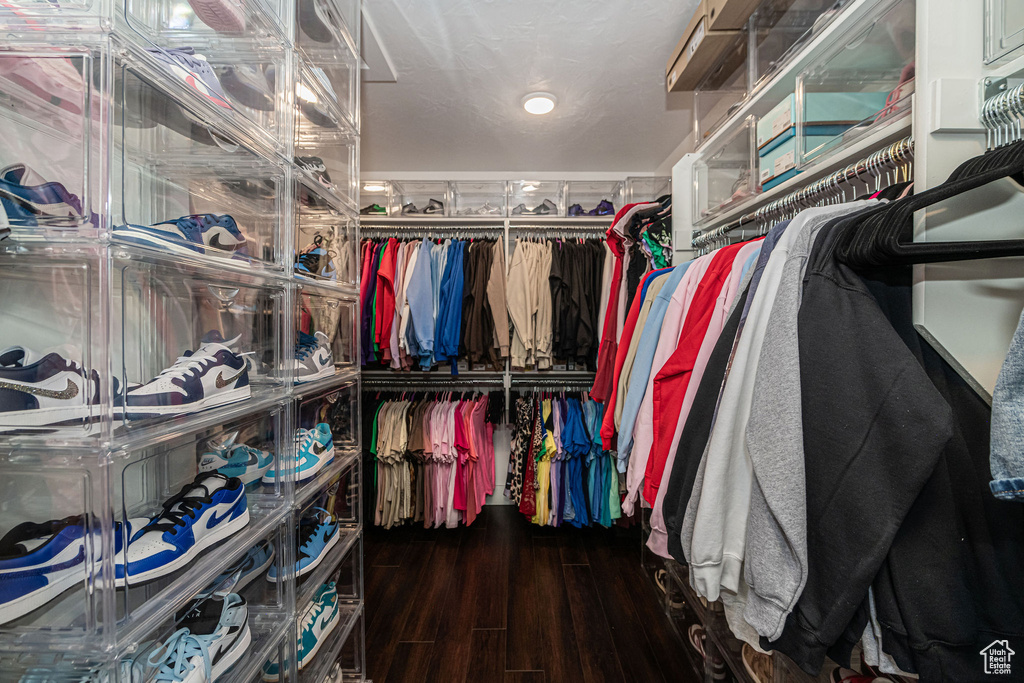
[360,0,699,174]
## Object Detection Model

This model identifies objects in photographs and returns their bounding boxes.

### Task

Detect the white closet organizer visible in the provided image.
[0,0,365,679]
[664,0,1024,680]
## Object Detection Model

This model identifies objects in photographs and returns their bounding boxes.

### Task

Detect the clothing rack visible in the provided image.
[981,82,1024,150]
[691,135,914,254]
[359,225,505,239]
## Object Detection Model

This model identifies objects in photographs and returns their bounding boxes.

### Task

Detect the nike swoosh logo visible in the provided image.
[216,368,246,388]
[312,442,328,455]
[207,507,235,529]
[0,377,79,399]
[315,352,329,366]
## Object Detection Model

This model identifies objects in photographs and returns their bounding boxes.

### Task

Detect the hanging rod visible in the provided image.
[362,377,505,387]
[691,135,914,253]
[360,229,506,239]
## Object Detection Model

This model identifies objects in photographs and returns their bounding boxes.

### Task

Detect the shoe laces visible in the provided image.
[149,628,213,683]
[296,331,319,360]
[297,508,332,555]
[145,481,215,534]
[157,348,218,385]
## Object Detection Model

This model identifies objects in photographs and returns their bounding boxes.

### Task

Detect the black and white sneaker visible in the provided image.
[147,593,250,682]
[294,331,334,383]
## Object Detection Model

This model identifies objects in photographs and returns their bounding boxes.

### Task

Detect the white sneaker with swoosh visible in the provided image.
[294,330,334,383]
[0,346,101,430]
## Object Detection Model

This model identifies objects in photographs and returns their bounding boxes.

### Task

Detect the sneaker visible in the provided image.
[0,163,91,228]
[534,199,557,215]
[325,662,341,683]
[262,423,334,485]
[186,0,247,33]
[0,516,143,625]
[267,508,339,581]
[170,593,251,681]
[298,0,343,43]
[207,539,275,594]
[588,199,615,216]
[0,346,101,430]
[422,198,444,215]
[510,203,527,215]
[116,214,249,259]
[359,203,386,215]
[400,202,419,215]
[116,339,251,419]
[568,203,585,217]
[742,644,774,683]
[294,156,333,190]
[146,47,233,112]
[120,472,249,585]
[294,330,334,383]
[298,68,339,128]
[218,64,274,111]
[198,432,275,487]
[294,235,338,280]
[299,583,340,668]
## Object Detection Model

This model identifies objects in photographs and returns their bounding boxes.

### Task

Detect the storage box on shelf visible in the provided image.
[694,115,758,223]
[388,180,449,217]
[295,62,358,211]
[750,0,847,90]
[331,611,366,683]
[509,180,564,217]
[564,180,622,217]
[451,181,507,217]
[295,0,360,60]
[295,32,359,133]
[113,246,289,437]
[293,380,359,506]
[295,280,358,384]
[986,0,1024,64]
[359,180,391,216]
[625,176,672,203]
[294,176,359,288]
[666,0,743,92]
[0,44,111,241]
[694,28,749,144]
[795,0,915,164]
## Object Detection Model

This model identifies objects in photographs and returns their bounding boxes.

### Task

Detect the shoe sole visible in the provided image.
[219,70,274,111]
[0,565,82,625]
[297,446,335,483]
[292,527,341,579]
[295,365,336,383]
[0,404,94,430]
[122,507,250,585]
[114,228,246,260]
[236,463,273,487]
[116,386,251,419]
[187,0,246,34]
[298,604,340,669]
[212,621,252,681]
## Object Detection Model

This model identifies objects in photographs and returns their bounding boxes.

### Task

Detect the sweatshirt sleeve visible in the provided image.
[406,239,435,365]
[506,240,533,368]
[486,239,510,358]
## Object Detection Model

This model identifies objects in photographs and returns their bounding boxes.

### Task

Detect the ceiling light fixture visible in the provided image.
[522,184,538,192]
[522,92,556,115]
[363,183,387,192]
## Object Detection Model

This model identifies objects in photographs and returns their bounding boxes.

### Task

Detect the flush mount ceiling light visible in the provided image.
[363,183,387,192]
[522,92,556,115]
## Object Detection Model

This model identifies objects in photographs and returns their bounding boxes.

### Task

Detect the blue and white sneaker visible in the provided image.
[261,424,334,485]
[261,582,338,681]
[146,47,233,112]
[207,539,275,594]
[294,331,334,383]
[116,340,250,419]
[149,593,250,683]
[199,432,275,488]
[0,516,143,625]
[266,508,338,582]
[294,234,338,281]
[115,214,249,259]
[0,163,93,229]
[0,346,102,430]
[120,472,249,585]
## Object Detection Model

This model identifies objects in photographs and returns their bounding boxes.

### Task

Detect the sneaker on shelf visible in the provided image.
[295,156,333,190]
[186,0,247,34]
[119,472,249,585]
[588,199,615,216]
[477,202,502,215]
[400,202,420,215]
[0,515,143,625]
[115,214,249,259]
[0,55,86,116]
[219,175,276,201]
[0,163,92,228]
[262,423,335,485]
[261,583,340,681]
[0,345,102,430]
[122,67,224,145]
[422,198,444,215]
[325,662,342,683]
[198,432,275,488]
[294,234,338,280]
[359,203,386,215]
[742,644,774,683]
[146,47,233,112]
[267,508,340,581]
[206,539,275,594]
[115,337,251,419]
[568,203,585,217]
[298,67,339,128]
[510,203,527,215]
[533,198,557,215]
[298,0,343,43]
[218,64,274,111]
[294,330,334,383]
[171,593,251,680]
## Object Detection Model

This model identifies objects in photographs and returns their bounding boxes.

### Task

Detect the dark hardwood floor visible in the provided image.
[363,505,698,683]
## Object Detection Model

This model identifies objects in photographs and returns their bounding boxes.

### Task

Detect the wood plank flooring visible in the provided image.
[364,506,698,683]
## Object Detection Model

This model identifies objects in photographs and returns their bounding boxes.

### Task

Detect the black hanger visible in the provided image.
[838,142,1024,267]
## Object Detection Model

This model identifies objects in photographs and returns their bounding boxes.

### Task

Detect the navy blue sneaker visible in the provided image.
[116,338,251,419]
[115,214,249,259]
[120,472,249,585]
[568,203,584,216]
[0,345,102,431]
[146,47,233,113]
[0,163,92,229]
[206,539,275,594]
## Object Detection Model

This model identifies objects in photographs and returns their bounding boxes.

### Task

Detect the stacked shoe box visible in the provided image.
[0,0,365,679]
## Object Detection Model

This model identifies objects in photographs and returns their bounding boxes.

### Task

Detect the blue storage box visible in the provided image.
[757,92,890,156]
[758,134,834,191]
